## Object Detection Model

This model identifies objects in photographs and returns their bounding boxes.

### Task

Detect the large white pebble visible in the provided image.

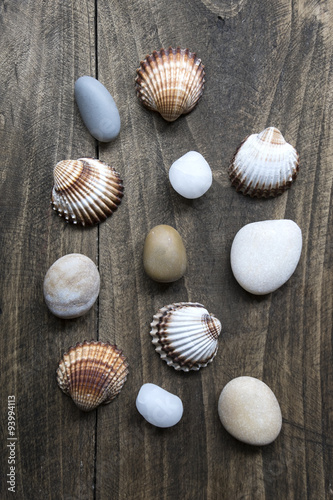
[136,383,183,428]
[169,151,212,199]
[74,76,120,142]
[218,376,282,446]
[231,219,302,294]
[43,253,100,319]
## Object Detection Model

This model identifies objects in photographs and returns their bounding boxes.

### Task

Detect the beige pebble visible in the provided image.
[218,376,282,446]
[143,225,187,283]
[43,253,100,319]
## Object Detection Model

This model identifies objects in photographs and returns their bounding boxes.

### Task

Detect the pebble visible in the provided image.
[169,151,212,199]
[43,253,100,319]
[136,383,183,428]
[230,219,302,294]
[74,76,120,142]
[143,225,187,282]
[218,376,282,446]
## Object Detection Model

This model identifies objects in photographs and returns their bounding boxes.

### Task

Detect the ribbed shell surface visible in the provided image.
[56,340,129,411]
[150,302,221,371]
[135,47,205,122]
[51,158,124,225]
[228,127,299,197]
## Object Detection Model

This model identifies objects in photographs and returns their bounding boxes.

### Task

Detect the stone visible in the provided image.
[143,225,187,282]
[43,253,100,319]
[136,383,183,428]
[218,376,282,446]
[169,151,212,199]
[230,219,302,294]
[74,76,120,142]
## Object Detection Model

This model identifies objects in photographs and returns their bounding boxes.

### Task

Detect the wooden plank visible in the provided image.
[0,0,332,499]
[0,1,97,499]
[95,0,333,499]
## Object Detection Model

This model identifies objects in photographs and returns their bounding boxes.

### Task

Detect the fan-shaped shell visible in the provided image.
[150,302,221,372]
[51,158,124,226]
[135,47,205,122]
[56,340,129,411]
[228,127,299,198]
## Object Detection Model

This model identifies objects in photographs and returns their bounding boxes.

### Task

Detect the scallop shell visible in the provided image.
[51,158,124,226]
[150,302,221,372]
[228,127,299,198]
[56,340,129,411]
[135,47,205,122]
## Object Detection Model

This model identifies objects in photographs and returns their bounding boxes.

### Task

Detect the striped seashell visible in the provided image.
[56,340,129,412]
[135,47,205,122]
[150,302,221,372]
[228,127,299,198]
[51,158,124,226]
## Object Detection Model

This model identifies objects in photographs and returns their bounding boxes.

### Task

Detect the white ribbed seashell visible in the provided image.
[150,302,221,372]
[51,158,124,226]
[228,127,299,197]
[135,47,205,122]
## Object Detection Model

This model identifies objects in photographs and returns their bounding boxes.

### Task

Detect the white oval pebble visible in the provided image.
[136,383,183,428]
[74,76,120,142]
[43,253,100,319]
[218,376,282,446]
[230,219,302,294]
[169,151,212,199]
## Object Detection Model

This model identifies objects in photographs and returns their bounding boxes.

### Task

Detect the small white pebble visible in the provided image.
[218,376,282,446]
[169,151,212,199]
[136,383,183,428]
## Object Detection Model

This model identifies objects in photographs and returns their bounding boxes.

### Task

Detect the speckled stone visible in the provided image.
[43,253,100,319]
[230,219,302,294]
[74,76,120,142]
[136,383,183,428]
[218,376,282,446]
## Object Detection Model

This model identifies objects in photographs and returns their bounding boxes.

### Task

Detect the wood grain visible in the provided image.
[1,0,332,499]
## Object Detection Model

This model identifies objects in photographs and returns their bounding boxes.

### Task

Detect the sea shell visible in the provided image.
[150,302,221,372]
[228,127,299,197]
[56,340,129,411]
[51,158,124,226]
[135,47,205,122]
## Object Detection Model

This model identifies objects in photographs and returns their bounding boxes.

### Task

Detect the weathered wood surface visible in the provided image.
[0,0,332,499]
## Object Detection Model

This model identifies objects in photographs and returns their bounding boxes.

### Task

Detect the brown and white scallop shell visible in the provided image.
[135,47,205,122]
[56,340,129,411]
[150,302,221,372]
[228,127,299,197]
[51,158,124,226]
